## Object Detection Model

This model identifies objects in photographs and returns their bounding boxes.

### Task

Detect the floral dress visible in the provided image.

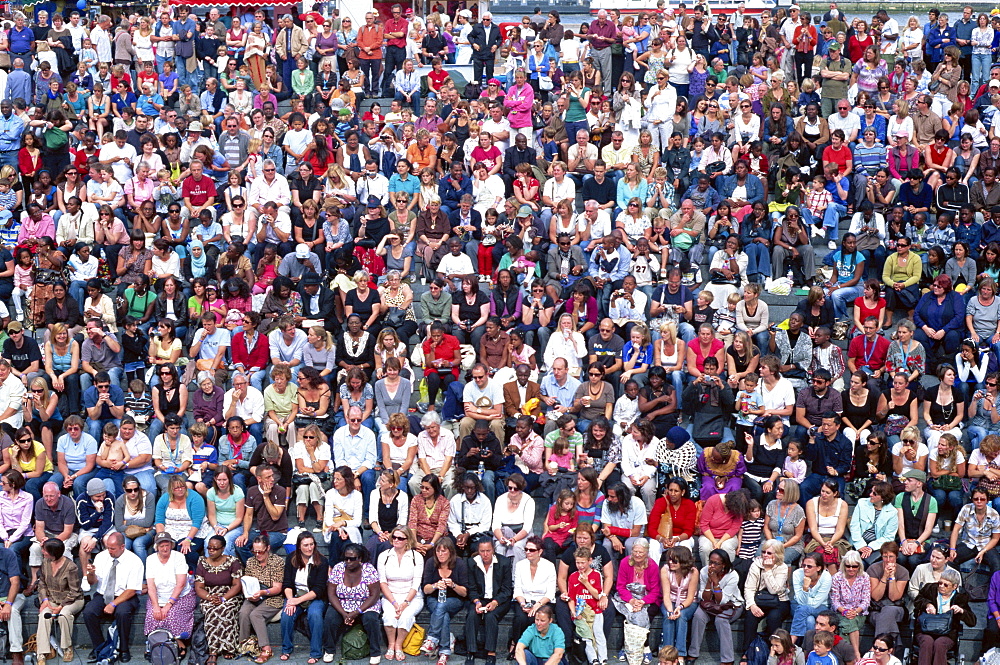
[195,555,244,655]
[328,562,379,612]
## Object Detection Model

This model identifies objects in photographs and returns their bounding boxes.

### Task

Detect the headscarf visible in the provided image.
[189,239,206,278]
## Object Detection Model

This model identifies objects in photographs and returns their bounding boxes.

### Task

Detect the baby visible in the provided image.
[100,423,131,466]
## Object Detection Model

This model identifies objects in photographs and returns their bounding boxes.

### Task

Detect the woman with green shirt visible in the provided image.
[123,274,156,331]
[562,71,591,152]
[881,237,923,318]
[291,57,315,100]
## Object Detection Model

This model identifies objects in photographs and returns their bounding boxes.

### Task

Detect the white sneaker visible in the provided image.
[810,225,825,238]
[323,654,335,663]
[828,240,838,250]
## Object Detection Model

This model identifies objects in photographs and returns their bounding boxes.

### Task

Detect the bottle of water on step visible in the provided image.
[786,268,794,282]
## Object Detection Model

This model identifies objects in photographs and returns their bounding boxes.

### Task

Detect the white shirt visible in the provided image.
[378,548,424,598]
[91,26,112,62]
[290,441,332,473]
[881,18,900,55]
[93,549,144,597]
[0,373,24,428]
[463,379,504,411]
[827,112,862,140]
[480,117,512,152]
[760,378,796,426]
[416,430,456,469]
[322,488,363,538]
[437,252,475,278]
[144,550,191,604]
[248,174,292,209]
[223,386,266,423]
[121,431,154,473]
[99,142,137,183]
[512,556,557,602]
[448,492,493,537]
[543,177,576,205]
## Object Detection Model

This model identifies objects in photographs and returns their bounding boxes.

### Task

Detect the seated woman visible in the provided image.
[829,550,871,657]
[741,539,791,654]
[322,542,382,664]
[191,372,225,446]
[154,474,206,572]
[205,467,245,557]
[152,413,194,494]
[144,532,197,657]
[928,433,966,527]
[335,367,374,431]
[35,537,84,665]
[43,322,80,420]
[912,568,975,665]
[849,480,898,567]
[867,542,909,639]
[323,466,364,564]
[291,424,331,528]
[264,364,298,447]
[0,469,34,563]
[22,378,61,459]
[420,538,468,659]
[922,364,965,448]
[790,552,831,642]
[608,537,661,663]
[660,545,699,662]
[194,534,244,661]
[378,525,424,659]
[686,549,743,665]
[804,480,852,575]
[4,426,53,501]
[238,535,285,665]
[280,531,329,662]
[150,365,188,442]
[947,486,1000,571]
[114,474,156,564]
[514,604,565,665]
[876,373,920,448]
[295,368,332,433]
[510,535,558,659]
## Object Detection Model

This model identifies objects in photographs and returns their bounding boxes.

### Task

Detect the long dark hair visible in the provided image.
[290,530,320,569]
[585,416,612,451]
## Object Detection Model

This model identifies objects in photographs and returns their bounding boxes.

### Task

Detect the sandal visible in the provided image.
[308,659,319,664]
[207,656,217,665]
[386,651,396,661]
[279,656,291,662]
[255,648,273,664]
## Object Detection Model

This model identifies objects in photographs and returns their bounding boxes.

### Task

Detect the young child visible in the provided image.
[802,174,833,232]
[11,247,32,321]
[80,38,99,78]
[797,78,821,115]
[735,373,765,448]
[124,377,153,428]
[542,489,579,553]
[807,630,838,665]
[546,436,576,474]
[152,169,179,214]
[620,16,638,56]
[188,421,219,495]
[783,439,807,484]
[539,127,560,165]
[98,422,131,467]
[613,379,641,437]
[334,107,354,142]
[0,179,22,248]
[736,498,764,564]
[567,547,608,665]
[121,318,149,385]
[632,238,660,292]
[691,290,714,328]
[714,292,741,348]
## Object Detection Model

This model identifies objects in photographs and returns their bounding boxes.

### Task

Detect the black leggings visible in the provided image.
[742,600,790,652]
[425,370,457,404]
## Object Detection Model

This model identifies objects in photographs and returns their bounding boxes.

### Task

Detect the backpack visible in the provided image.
[146,629,180,665]
[186,616,209,665]
[463,82,481,100]
[744,633,770,665]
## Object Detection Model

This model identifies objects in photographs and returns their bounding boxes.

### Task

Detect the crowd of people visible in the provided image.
[1,4,1000,665]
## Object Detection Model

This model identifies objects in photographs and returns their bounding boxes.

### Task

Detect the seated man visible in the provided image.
[82,371,125,442]
[26,482,78,597]
[187,312,231,387]
[460,363,506,442]
[234,464,288,561]
[330,405,378,512]
[847,316,890,389]
[223,372,266,450]
[456,420,504,502]
[448,472,494,553]
[540,359,581,435]
[503,364,542,428]
[799,411,853,502]
[1,321,43,388]
[793,368,842,442]
[588,233,631,320]
[82,532,143,663]
[80,319,123,393]
[52,415,98,498]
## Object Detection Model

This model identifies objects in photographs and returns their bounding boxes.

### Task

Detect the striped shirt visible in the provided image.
[853,142,888,176]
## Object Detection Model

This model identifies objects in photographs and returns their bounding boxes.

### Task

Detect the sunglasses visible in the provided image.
[343,555,359,561]
[391,535,407,541]
[125,488,139,493]
[524,547,540,553]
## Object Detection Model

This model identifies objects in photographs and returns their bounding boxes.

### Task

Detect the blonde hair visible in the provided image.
[309,325,334,350]
[900,424,922,444]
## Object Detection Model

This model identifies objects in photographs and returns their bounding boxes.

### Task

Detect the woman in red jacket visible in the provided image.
[647,477,698,564]
[230,311,270,392]
[18,132,43,192]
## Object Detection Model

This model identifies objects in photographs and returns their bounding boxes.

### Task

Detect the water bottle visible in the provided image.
[575,596,586,616]
[438,585,447,603]
[477,461,485,479]
[786,268,794,282]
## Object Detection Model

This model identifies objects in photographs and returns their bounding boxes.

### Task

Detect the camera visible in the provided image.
[808,426,819,438]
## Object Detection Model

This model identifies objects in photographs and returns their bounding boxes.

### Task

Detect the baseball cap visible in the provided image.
[516,205,533,217]
[6,321,21,333]
[295,243,310,259]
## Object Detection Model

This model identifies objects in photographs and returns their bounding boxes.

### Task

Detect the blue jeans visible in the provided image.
[973,52,993,92]
[24,471,51,501]
[126,531,153,563]
[50,469,99,498]
[660,602,698,656]
[426,595,464,654]
[0,150,17,170]
[87,417,121,442]
[237,529,287,562]
[823,203,847,240]
[281,599,326,657]
[969,425,989,450]
[155,53,171,75]
[81,367,124,392]
[830,284,864,320]
[931,488,965,517]
[799,473,846,505]
[394,90,421,113]
[175,56,196,87]
[220,526,244,556]
[790,601,826,637]
[523,652,567,665]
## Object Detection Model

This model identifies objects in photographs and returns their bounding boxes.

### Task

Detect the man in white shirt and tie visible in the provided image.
[82,532,144,662]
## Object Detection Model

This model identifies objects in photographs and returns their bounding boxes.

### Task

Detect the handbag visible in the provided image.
[539,75,554,91]
[918,612,952,636]
[932,474,963,492]
[124,525,149,539]
[384,307,407,328]
[341,625,369,661]
[401,624,425,656]
[698,599,736,616]
[705,161,727,175]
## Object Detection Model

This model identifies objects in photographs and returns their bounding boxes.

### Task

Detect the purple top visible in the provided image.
[988,569,1000,616]
[615,556,662,606]
[696,451,747,501]
[587,19,618,50]
[328,562,379,613]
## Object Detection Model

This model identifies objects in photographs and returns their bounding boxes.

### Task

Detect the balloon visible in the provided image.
[76,0,87,9]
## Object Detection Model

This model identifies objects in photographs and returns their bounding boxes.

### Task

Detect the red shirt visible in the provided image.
[648,496,697,540]
[427,69,450,92]
[231,329,270,371]
[384,17,408,49]
[182,175,217,207]
[822,144,852,175]
[137,70,159,90]
[568,569,603,613]
[422,333,461,378]
[847,333,890,371]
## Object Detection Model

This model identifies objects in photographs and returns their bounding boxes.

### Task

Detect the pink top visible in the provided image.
[503,82,535,129]
[13,265,31,290]
[687,337,724,373]
[616,556,662,606]
[544,504,579,546]
[699,492,743,539]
